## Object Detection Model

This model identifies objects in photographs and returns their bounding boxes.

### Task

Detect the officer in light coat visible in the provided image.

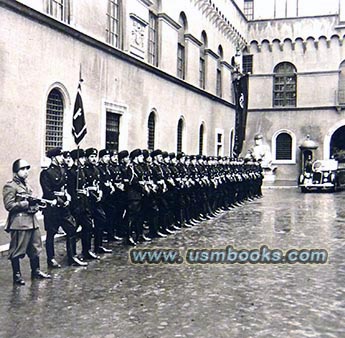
[3,159,51,285]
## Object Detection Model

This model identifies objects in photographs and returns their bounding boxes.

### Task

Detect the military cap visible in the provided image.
[142,149,150,159]
[12,159,30,173]
[62,151,71,159]
[129,148,142,159]
[151,149,162,157]
[70,148,86,160]
[254,133,263,140]
[169,152,176,159]
[207,156,213,161]
[85,148,98,157]
[196,155,202,160]
[202,155,207,161]
[217,156,222,160]
[46,147,62,158]
[118,150,129,160]
[176,152,185,160]
[99,149,111,158]
[162,151,169,158]
[190,155,196,160]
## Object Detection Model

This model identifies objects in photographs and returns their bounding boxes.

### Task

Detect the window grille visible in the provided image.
[244,0,254,20]
[199,124,204,155]
[148,12,158,66]
[177,119,183,153]
[106,112,120,151]
[148,112,155,151]
[47,0,70,23]
[46,89,64,152]
[276,133,292,160]
[106,0,121,48]
[273,62,297,107]
[242,55,253,74]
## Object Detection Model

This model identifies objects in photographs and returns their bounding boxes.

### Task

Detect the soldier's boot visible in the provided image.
[30,256,51,279]
[67,236,88,267]
[11,258,25,286]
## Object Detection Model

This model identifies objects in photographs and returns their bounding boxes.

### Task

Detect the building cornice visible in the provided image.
[137,0,153,7]
[185,33,202,47]
[157,13,181,30]
[205,48,219,60]
[249,13,338,24]
[0,0,234,109]
[250,70,340,77]
[129,13,148,26]
[248,106,339,112]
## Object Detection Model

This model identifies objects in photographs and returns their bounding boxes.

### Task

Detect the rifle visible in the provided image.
[16,192,56,208]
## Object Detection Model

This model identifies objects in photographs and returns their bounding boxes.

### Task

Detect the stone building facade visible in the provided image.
[1,0,345,220]
[240,0,345,180]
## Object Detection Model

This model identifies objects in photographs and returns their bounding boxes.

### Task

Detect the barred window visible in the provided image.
[106,0,121,48]
[199,124,204,155]
[106,112,121,151]
[148,112,155,151]
[46,0,70,23]
[275,133,292,160]
[243,55,253,74]
[148,12,158,66]
[177,13,187,79]
[177,118,184,153]
[244,0,254,20]
[45,89,64,152]
[273,62,297,107]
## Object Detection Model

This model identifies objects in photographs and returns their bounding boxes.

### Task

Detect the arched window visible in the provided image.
[147,111,156,151]
[199,124,204,155]
[177,118,184,153]
[273,62,297,107]
[177,13,187,79]
[46,0,71,23]
[338,60,345,105]
[199,31,207,89]
[106,0,122,48]
[46,89,64,152]
[216,45,223,97]
[275,132,292,160]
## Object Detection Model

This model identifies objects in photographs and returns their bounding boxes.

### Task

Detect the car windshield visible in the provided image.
[312,160,338,171]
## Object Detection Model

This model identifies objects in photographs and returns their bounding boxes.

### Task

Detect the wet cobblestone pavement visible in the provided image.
[1,188,345,338]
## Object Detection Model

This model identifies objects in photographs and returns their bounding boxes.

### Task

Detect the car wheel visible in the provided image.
[301,187,307,193]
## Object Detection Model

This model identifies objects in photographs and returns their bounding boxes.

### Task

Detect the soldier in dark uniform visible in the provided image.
[62,150,74,169]
[110,150,128,240]
[67,149,99,261]
[125,149,146,245]
[84,148,112,255]
[40,147,87,267]
[3,159,51,285]
[98,149,117,242]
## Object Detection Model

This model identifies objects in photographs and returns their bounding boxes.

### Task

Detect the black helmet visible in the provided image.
[12,159,30,173]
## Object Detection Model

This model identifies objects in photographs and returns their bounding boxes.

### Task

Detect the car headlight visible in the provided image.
[324,172,329,178]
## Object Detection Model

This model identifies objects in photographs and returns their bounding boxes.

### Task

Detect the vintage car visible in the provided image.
[299,159,345,192]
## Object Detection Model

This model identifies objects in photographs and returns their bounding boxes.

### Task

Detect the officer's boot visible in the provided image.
[11,257,25,286]
[30,256,51,279]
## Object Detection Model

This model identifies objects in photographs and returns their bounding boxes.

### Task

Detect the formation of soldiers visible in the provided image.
[38,147,263,268]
